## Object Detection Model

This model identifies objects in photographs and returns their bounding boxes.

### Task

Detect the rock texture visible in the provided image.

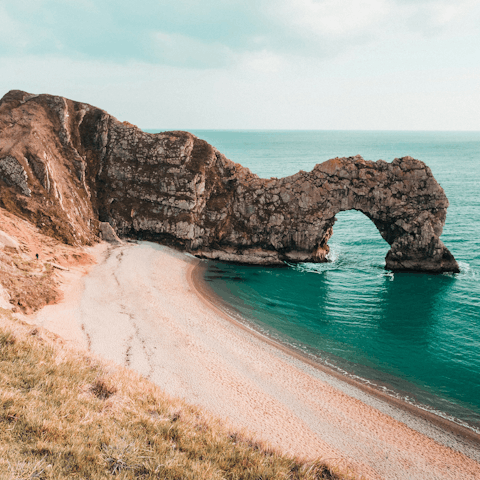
[0,90,459,273]
[99,222,123,245]
[0,230,20,250]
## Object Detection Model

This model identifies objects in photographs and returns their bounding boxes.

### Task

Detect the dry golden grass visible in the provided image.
[0,310,352,480]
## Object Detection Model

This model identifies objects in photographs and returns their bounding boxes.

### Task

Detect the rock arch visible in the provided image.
[207,155,459,273]
[0,90,459,273]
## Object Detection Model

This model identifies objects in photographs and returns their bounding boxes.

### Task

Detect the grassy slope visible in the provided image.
[0,310,351,480]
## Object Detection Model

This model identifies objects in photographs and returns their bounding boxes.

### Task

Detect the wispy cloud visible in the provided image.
[395,0,480,34]
[273,0,390,37]
[151,32,235,68]
[1,0,478,68]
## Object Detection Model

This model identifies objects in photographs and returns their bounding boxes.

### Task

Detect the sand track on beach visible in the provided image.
[34,241,480,480]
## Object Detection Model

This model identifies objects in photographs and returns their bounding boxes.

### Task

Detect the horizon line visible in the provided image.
[143,128,480,133]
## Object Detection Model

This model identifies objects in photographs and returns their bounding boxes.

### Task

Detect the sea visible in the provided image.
[153,130,480,433]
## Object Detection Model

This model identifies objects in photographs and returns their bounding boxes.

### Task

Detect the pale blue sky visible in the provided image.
[1,0,479,130]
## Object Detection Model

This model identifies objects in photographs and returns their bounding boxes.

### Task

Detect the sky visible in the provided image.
[1,0,479,130]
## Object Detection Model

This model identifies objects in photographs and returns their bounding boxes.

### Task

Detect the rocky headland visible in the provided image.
[0,90,459,273]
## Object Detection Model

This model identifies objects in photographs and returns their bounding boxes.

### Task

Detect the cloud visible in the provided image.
[269,0,480,58]
[0,5,31,51]
[273,0,390,37]
[238,50,286,73]
[395,0,480,34]
[151,32,235,68]
[1,0,479,69]
[0,0,266,66]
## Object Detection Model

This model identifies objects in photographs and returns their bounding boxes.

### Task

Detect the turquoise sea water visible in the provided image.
[184,130,480,432]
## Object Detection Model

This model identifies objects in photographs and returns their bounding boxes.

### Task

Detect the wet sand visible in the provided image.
[33,241,480,480]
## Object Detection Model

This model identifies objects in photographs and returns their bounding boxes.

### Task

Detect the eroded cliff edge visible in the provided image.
[0,90,459,273]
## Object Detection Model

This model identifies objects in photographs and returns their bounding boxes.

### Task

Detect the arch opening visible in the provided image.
[328,210,390,268]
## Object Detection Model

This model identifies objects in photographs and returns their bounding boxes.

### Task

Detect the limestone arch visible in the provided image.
[296,156,459,273]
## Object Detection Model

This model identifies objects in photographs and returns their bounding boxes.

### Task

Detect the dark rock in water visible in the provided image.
[0,90,459,273]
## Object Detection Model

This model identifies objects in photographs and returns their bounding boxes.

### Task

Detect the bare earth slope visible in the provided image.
[0,207,94,314]
[0,90,458,272]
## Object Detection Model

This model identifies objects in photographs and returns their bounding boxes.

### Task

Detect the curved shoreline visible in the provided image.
[188,259,480,449]
[31,241,480,479]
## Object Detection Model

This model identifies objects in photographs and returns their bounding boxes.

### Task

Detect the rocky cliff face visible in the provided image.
[0,90,459,273]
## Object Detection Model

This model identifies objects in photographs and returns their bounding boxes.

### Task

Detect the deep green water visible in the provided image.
[185,130,480,432]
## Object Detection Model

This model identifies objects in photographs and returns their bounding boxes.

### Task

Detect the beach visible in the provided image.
[32,241,480,480]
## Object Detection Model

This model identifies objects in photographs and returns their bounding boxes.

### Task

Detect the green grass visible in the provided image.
[0,311,351,480]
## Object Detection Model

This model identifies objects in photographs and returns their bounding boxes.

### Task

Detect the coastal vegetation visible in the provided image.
[0,309,346,479]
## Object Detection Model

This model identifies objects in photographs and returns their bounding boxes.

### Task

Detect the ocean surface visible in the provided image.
[155,130,480,432]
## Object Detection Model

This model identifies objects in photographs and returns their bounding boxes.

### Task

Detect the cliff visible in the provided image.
[0,90,459,273]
